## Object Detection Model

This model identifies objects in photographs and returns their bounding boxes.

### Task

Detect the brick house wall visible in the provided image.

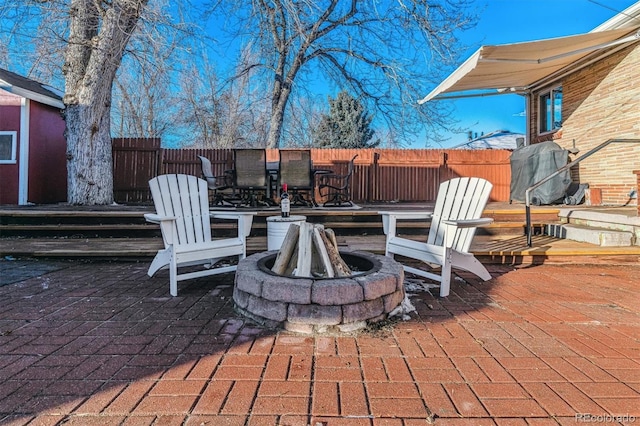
[529,43,640,206]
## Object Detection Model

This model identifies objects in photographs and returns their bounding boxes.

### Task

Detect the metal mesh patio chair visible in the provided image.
[232,149,273,207]
[278,149,316,207]
[197,155,235,206]
[318,154,358,207]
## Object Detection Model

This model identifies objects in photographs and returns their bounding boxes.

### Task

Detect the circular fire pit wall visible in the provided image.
[233,250,405,334]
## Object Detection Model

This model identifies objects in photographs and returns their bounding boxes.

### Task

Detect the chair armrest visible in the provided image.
[210,211,256,220]
[378,211,433,220]
[210,211,256,238]
[317,175,330,186]
[318,172,348,185]
[213,172,233,187]
[144,213,177,224]
[226,169,237,183]
[440,217,493,249]
[378,211,433,236]
[145,213,179,246]
[442,218,494,228]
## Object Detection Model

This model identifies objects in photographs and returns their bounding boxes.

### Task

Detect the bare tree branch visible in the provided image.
[209,0,478,148]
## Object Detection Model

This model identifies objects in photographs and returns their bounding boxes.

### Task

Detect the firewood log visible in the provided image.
[295,222,314,277]
[312,225,334,278]
[325,228,338,249]
[318,228,352,277]
[271,224,300,275]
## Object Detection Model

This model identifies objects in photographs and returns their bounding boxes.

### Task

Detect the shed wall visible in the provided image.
[0,91,66,205]
[28,101,67,203]
[0,93,21,204]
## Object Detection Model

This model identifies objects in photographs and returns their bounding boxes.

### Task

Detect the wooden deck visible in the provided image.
[1,202,639,265]
[2,234,639,266]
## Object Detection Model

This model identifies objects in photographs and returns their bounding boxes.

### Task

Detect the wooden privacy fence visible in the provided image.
[112,138,162,204]
[112,139,512,204]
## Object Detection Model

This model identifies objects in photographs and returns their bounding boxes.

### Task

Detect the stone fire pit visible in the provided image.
[233,250,405,334]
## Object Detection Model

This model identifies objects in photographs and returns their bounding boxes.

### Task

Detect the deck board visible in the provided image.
[1,202,638,265]
[2,234,639,265]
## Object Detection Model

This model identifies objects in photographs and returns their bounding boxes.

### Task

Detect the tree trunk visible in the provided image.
[63,0,148,205]
[65,104,114,205]
[267,83,291,149]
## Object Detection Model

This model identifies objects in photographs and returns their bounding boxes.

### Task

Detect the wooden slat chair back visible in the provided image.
[379,177,493,297]
[428,177,493,252]
[151,173,212,244]
[278,149,314,206]
[145,174,255,296]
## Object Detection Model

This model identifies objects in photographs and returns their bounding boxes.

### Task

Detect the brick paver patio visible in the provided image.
[0,258,638,425]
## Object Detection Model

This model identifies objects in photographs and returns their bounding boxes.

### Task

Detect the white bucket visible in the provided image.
[267,215,306,250]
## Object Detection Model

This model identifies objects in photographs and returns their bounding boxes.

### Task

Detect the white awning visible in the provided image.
[419,27,640,104]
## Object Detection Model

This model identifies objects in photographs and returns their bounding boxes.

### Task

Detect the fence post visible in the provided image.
[367,152,380,203]
[156,147,164,176]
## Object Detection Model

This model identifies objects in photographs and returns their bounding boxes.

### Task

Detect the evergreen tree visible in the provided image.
[314,91,380,148]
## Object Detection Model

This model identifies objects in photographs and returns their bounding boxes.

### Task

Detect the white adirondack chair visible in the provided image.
[379,177,494,297]
[145,174,255,296]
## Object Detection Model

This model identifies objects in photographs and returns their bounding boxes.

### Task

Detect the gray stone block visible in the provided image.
[383,289,405,313]
[233,286,251,309]
[283,321,315,334]
[235,261,257,274]
[235,268,263,296]
[376,255,405,290]
[314,325,330,334]
[377,252,401,267]
[356,272,397,300]
[342,298,384,323]
[367,313,387,324]
[287,304,342,325]
[235,305,282,329]
[247,295,288,322]
[311,278,363,305]
[337,321,367,333]
[358,251,405,290]
[236,252,268,272]
[262,275,312,304]
[396,269,405,291]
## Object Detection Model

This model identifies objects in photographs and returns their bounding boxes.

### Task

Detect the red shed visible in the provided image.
[0,68,67,205]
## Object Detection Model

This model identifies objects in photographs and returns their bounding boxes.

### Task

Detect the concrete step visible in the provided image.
[556,207,639,246]
[545,223,634,247]
[557,207,640,229]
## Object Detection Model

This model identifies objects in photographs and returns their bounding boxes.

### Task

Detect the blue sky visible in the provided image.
[4,0,635,149]
[429,0,639,148]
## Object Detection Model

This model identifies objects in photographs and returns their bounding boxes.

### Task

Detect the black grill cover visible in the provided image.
[510,141,571,205]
